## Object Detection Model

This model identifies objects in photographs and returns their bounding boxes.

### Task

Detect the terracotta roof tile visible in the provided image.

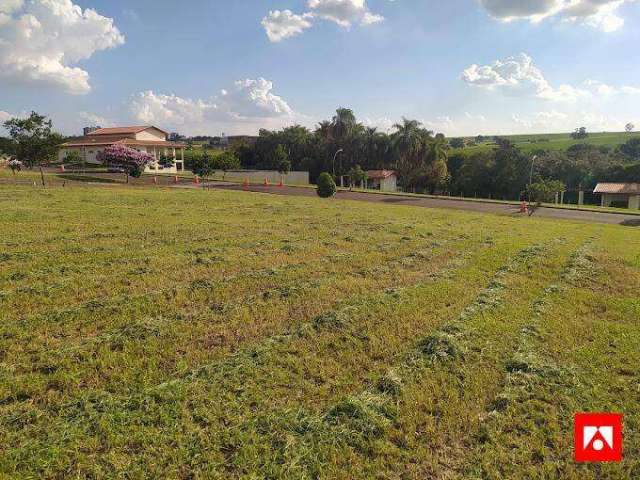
[594,183,640,194]
[366,170,396,180]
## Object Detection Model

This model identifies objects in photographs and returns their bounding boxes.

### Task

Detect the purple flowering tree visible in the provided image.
[96,144,155,181]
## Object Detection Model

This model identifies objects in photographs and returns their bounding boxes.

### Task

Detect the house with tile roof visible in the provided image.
[366,170,398,192]
[59,126,187,174]
[594,183,640,209]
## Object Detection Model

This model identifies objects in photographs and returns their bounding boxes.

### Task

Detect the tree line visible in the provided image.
[228,108,449,192]
[3,110,640,203]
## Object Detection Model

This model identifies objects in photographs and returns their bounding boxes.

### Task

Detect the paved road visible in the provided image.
[195,182,640,226]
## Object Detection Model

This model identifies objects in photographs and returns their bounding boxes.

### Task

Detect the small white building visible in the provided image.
[59,126,187,174]
[594,183,640,209]
[366,170,398,192]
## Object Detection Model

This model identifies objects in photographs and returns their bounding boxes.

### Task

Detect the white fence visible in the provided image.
[212,170,309,185]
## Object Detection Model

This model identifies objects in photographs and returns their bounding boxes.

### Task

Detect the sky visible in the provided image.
[1,0,639,137]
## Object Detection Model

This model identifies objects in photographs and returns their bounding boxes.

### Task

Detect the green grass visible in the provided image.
[455,131,640,155]
[0,182,639,478]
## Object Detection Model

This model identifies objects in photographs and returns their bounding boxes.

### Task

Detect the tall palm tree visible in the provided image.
[331,108,357,142]
[391,118,425,191]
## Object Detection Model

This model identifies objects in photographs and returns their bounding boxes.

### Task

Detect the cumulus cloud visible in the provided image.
[479,0,635,32]
[0,0,124,94]
[308,0,384,27]
[131,78,299,135]
[262,10,313,42]
[262,0,383,41]
[462,53,590,101]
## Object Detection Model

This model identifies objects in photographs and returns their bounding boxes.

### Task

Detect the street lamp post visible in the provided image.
[528,155,538,203]
[333,149,344,181]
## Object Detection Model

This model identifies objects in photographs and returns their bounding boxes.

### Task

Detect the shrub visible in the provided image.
[316,172,336,198]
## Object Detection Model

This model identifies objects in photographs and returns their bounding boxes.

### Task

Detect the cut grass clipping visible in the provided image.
[0,183,639,479]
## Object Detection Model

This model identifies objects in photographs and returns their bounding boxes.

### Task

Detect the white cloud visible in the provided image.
[0,0,124,94]
[479,0,635,32]
[131,78,300,135]
[262,10,313,42]
[462,53,593,101]
[362,116,394,132]
[78,111,114,127]
[262,0,383,41]
[308,0,384,27]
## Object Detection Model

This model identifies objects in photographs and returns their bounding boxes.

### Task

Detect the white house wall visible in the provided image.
[135,129,167,141]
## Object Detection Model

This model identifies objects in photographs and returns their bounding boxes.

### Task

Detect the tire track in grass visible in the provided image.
[230,235,584,479]
[459,237,640,480]
[0,228,517,478]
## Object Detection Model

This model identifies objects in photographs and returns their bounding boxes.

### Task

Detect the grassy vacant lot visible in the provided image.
[0,183,639,479]
[455,131,640,155]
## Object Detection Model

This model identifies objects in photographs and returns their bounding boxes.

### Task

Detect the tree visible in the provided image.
[3,112,63,168]
[348,164,367,189]
[626,123,635,133]
[449,138,465,149]
[331,108,357,142]
[316,172,336,198]
[391,118,425,190]
[618,138,640,161]
[269,144,290,175]
[97,144,155,181]
[215,150,241,180]
[191,151,216,179]
[527,180,566,204]
[571,127,588,140]
[62,150,82,165]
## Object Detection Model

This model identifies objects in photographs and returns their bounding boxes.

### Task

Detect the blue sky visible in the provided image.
[1,0,639,136]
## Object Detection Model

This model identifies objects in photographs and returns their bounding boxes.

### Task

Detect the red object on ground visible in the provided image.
[520,201,528,214]
[278,179,284,187]
[243,178,249,190]
[264,178,269,186]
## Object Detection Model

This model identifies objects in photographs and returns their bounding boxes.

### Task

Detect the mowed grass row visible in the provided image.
[0,184,638,478]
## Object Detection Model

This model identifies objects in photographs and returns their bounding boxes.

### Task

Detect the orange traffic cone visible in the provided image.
[243,178,249,190]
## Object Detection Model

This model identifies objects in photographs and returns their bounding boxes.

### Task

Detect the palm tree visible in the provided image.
[315,121,333,143]
[331,108,357,142]
[426,133,447,164]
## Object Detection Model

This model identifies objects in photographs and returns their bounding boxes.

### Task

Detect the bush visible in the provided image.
[316,172,336,198]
